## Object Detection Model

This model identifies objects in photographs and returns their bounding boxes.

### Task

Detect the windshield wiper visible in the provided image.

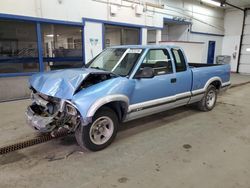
[90,66,120,77]
[90,66,106,71]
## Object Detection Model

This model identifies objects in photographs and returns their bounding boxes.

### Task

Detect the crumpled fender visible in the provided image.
[71,77,135,124]
[29,68,110,99]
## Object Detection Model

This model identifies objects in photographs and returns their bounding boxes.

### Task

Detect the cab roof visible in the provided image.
[109,44,181,49]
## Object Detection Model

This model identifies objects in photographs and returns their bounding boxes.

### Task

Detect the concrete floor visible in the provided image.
[230,73,250,86]
[0,74,250,188]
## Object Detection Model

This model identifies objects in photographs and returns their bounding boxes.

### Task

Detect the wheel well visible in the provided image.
[210,80,221,90]
[98,101,128,122]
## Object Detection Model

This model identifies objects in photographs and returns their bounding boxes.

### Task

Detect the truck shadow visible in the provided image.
[116,105,200,141]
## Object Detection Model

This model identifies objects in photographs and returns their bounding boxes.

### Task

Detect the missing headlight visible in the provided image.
[65,104,77,116]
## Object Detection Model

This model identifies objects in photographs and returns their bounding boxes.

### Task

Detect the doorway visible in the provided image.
[207,41,216,64]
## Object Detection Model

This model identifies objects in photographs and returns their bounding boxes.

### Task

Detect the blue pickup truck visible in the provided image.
[26,45,231,151]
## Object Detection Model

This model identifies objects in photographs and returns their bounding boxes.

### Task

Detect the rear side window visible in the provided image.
[140,49,173,76]
[171,48,186,72]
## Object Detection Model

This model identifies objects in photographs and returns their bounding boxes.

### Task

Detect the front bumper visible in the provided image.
[25,106,55,133]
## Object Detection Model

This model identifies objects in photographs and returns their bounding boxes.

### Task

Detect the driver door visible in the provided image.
[127,49,177,120]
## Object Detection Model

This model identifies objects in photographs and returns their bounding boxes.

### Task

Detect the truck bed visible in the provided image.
[189,63,231,92]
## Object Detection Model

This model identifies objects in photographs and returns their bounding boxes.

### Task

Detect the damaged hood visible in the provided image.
[29,68,109,99]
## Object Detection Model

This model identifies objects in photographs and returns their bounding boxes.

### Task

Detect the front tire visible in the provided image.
[197,85,217,111]
[75,107,118,151]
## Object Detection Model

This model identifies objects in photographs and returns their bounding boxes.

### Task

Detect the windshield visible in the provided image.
[86,48,143,76]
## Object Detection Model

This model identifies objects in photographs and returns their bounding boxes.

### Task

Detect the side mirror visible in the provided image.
[135,67,155,79]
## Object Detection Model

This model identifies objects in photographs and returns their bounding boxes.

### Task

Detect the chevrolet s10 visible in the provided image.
[26,45,231,151]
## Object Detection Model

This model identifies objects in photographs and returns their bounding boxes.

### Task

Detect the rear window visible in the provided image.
[171,48,186,72]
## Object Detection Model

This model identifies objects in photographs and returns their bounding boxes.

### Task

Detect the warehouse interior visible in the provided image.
[1,0,250,188]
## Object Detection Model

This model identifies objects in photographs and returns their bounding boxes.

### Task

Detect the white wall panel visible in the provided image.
[241,44,250,55]
[239,55,250,65]
[0,0,37,17]
[160,41,205,64]
[141,28,147,45]
[84,22,103,62]
[224,10,244,35]
[243,25,250,35]
[239,12,250,73]
[168,25,189,41]
[245,14,250,24]
[239,64,250,74]
[223,9,244,72]
[222,36,241,72]
[189,34,223,64]
[242,35,250,44]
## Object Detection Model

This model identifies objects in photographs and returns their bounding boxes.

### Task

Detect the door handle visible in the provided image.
[171,78,177,83]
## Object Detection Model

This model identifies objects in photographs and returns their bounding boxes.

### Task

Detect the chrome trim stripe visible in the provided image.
[192,88,205,95]
[128,91,191,113]
[188,93,204,104]
[129,96,175,112]
[125,100,176,122]
[87,94,129,117]
[221,81,231,87]
[176,91,192,99]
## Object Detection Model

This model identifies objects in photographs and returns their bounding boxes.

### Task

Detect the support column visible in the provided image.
[36,22,44,72]
[156,29,162,44]
[141,28,147,45]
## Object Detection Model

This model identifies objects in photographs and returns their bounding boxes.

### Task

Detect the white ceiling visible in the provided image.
[197,0,250,8]
[225,0,250,8]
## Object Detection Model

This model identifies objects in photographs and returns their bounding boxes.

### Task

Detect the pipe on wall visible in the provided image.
[93,0,225,32]
[236,8,248,73]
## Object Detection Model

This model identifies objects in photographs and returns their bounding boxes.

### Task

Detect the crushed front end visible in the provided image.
[26,88,81,133]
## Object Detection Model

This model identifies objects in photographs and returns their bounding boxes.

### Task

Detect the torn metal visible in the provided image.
[26,68,114,133]
[26,91,80,133]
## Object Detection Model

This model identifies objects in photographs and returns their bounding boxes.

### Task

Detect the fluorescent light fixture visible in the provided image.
[201,0,221,7]
[46,34,54,37]
[46,34,59,37]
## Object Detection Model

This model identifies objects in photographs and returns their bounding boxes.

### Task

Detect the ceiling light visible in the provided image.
[46,34,54,37]
[201,0,222,7]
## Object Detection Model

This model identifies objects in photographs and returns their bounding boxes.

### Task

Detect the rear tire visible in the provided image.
[75,107,118,151]
[197,85,217,111]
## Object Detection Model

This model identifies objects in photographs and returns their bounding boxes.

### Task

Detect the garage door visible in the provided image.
[239,10,250,73]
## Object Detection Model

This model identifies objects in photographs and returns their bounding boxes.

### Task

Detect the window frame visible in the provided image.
[104,24,140,48]
[0,19,40,75]
[0,16,84,77]
[134,48,174,78]
[171,48,187,73]
[41,23,84,71]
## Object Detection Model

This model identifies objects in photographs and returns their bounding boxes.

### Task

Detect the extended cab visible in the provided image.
[26,45,231,151]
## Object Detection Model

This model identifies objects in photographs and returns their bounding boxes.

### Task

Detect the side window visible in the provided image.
[139,49,173,76]
[171,48,187,72]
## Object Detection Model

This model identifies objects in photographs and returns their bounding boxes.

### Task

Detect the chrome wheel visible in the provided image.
[89,116,114,145]
[206,90,216,108]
